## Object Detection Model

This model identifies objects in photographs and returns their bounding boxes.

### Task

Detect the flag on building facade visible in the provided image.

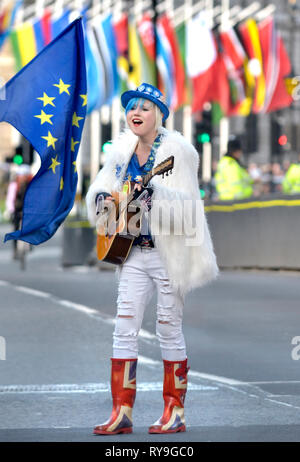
[1,18,87,245]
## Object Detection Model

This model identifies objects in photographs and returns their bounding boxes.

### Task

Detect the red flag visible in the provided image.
[114,13,128,56]
[219,27,247,115]
[259,17,292,112]
[219,27,246,70]
[41,9,52,45]
[186,12,217,113]
[206,40,231,118]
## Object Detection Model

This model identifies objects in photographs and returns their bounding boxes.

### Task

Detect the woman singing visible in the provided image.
[86,83,218,435]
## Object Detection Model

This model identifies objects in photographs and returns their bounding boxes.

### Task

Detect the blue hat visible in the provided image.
[121,83,169,121]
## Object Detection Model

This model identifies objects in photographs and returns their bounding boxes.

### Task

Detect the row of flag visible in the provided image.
[0,0,22,49]
[2,6,293,120]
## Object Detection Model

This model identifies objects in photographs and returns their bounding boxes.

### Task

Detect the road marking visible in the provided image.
[265,398,300,410]
[0,382,217,394]
[15,286,52,299]
[249,381,300,384]
[58,300,99,316]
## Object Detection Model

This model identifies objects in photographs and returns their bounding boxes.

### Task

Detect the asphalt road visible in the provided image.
[0,223,300,443]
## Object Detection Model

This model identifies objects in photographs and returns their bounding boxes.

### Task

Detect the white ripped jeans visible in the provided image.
[113,246,187,361]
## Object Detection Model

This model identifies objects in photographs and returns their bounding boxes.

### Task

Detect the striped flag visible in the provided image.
[92,13,119,105]
[137,13,156,86]
[219,27,247,115]
[10,21,37,70]
[238,18,266,114]
[156,16,175,109]
[258,16,292,113]
[128,17,156,89]
[175,21,191,105]
[85,24,106,113]
[157,14,185,111]
[114,13,131,92]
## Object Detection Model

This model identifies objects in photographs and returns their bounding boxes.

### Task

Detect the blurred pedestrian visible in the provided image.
[282,154,300,194]
[270,162,284,193]
[5,171,18,220]
[260,163,272,195]
[214,135,253,201]
[248,162,262,197]
[86,83,218,435]
[11,166,32,257]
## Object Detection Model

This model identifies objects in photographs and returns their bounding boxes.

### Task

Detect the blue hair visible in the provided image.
[125,97,154,115]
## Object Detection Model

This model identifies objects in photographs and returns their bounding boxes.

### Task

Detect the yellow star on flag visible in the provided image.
[48,155,61,174]
[72,112,84,127]
[37,92,56,107]
[42,131,58,149]
[72,161,77,173]
[71,137,79,152]
[53,79,71,95]
[60,177,64,190]
[80,94,87,107]
[34,110,54,125]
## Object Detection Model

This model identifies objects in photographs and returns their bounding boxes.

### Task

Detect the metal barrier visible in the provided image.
[205,194,300,269]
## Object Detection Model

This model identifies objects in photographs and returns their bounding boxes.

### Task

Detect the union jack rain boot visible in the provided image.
[93,358,137,435]
[148,358,189,434]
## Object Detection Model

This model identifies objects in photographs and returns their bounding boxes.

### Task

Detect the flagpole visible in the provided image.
[182,0,192,144]
[111,0,122,141]
[165,0,175,133]
[219,0,230,159]
[201,0,214,186]
[90,0,101,183]
[73,0,84,211]
[151,0,158,88]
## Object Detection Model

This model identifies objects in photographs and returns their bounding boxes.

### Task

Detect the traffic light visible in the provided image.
[271,115,288,156]
[194,110,212,152]
[13,153,24,165]
[278,134,288,146]
[13,146,24,165]
[102,141,112,153]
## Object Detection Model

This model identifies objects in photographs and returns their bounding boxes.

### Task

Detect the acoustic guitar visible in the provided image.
[96,155,174,265]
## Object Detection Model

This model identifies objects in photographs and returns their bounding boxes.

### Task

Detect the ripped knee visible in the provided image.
[118,315,134,318]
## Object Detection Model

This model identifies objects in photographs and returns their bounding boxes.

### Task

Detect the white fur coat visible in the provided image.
[86,127,218,296]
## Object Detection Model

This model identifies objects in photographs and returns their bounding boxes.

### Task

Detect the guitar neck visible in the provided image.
[119,155,174,212]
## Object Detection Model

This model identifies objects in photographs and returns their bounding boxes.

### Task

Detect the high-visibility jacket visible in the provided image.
[282,163,300,194]
[214,155,253,201]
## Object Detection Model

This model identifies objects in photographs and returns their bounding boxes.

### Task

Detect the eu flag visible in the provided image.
[0,18,87,245]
